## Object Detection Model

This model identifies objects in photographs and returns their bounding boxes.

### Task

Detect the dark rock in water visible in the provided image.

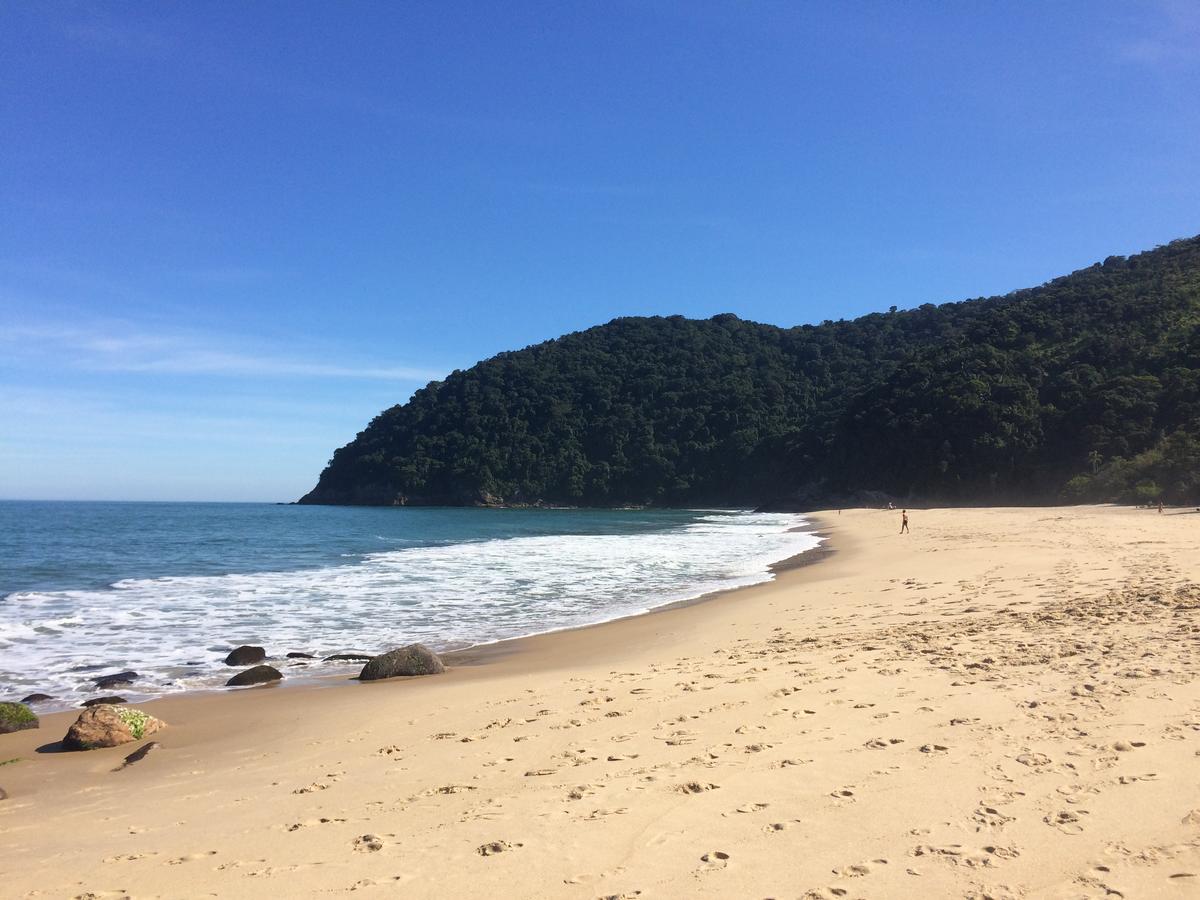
[63,705,165,750]
[226,665,282,687]
[69,663,106,672]
[0,702,38,734]
[21,693,53,704]
[286,652,316,659]
[82,696,127,707]
[224,645,266,666]
[93,671,138,689]
[359,644,446,681]
[115,740,161,770]
[324,653,373,663]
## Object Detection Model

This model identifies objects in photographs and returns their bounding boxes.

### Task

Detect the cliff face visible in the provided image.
[301,235,1200,507]
[298,482,408,506]
[298,483,511,506]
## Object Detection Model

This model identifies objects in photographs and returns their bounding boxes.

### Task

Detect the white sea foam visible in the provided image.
[0,512,819,708]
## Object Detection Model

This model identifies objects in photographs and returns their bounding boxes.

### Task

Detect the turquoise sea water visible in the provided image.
[0,502,819,709]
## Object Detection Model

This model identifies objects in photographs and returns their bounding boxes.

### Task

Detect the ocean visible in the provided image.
[0,502,820,709]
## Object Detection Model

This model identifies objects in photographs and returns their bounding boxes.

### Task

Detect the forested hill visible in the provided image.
[300,235,1200,508]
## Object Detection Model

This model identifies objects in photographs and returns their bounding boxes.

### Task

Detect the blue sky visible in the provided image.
[2,1,1198,501]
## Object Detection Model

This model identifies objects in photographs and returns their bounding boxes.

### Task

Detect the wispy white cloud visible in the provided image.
[1114,0,1200,69]
[101,351,440,381]
[0,385,348,501]
[0,322,445,382]
[0,385,314,447]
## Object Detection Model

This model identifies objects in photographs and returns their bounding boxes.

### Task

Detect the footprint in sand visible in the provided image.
[285,816,347,832]
[1044,810,1087,834]
[477,840,522,856]
[431,784,478,795]
[675,781,719,794]
[348,876,407,890]
[1016,751,1052,768]
[834,859,887,877]
[584,807,628,820]
[763,820,802,832]
[292,782,331,794]
[1112,740,1147,752]
[353,834,385,852]
[166,850,218,865]
[911,843,1018,868]
[102,852,157,863]
[733,802,769,813]
[699,850,730,870]
[775,757,812,768]
[972,805,1014,828]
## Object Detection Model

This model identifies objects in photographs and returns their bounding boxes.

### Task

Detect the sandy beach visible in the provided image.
[2,505,1199,899]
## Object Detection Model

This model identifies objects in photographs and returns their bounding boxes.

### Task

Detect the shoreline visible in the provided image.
[444,523,835,669]
[3,505,1197,899]
[2,514,840,736]
[5,513,829,710]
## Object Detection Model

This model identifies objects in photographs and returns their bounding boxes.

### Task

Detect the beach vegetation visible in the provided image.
[115,707,152,740]
[0,702,38,734]
[301,235,1200,507]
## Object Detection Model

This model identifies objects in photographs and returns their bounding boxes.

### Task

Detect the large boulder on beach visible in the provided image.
[93,671,138,689]
[21,693,53,704]
[226,665,282,687]
[0,702,38,734]
[224,645,266,666]
[359,644,445,681]
[82,696,126,707]
[63,705,165,750]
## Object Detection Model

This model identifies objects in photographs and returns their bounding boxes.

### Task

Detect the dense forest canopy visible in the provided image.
[300,235,1200,508]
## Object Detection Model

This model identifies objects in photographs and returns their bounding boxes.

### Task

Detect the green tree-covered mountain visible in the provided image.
[300,235,1200,508]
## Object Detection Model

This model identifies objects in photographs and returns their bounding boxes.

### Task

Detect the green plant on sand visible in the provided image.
[0,702,38,734]
[116,707,152,740]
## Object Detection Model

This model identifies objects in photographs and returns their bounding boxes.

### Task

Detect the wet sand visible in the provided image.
[2,505,1198,898]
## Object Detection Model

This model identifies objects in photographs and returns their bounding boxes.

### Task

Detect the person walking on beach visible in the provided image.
[900,509,909,534]
[1158,499,1164,514]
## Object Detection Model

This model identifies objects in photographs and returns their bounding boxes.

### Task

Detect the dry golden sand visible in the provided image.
[2,505,1200,899]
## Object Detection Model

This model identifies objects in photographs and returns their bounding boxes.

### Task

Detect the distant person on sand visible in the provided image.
[900,510,909,534]
[1158,500,1164,514]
